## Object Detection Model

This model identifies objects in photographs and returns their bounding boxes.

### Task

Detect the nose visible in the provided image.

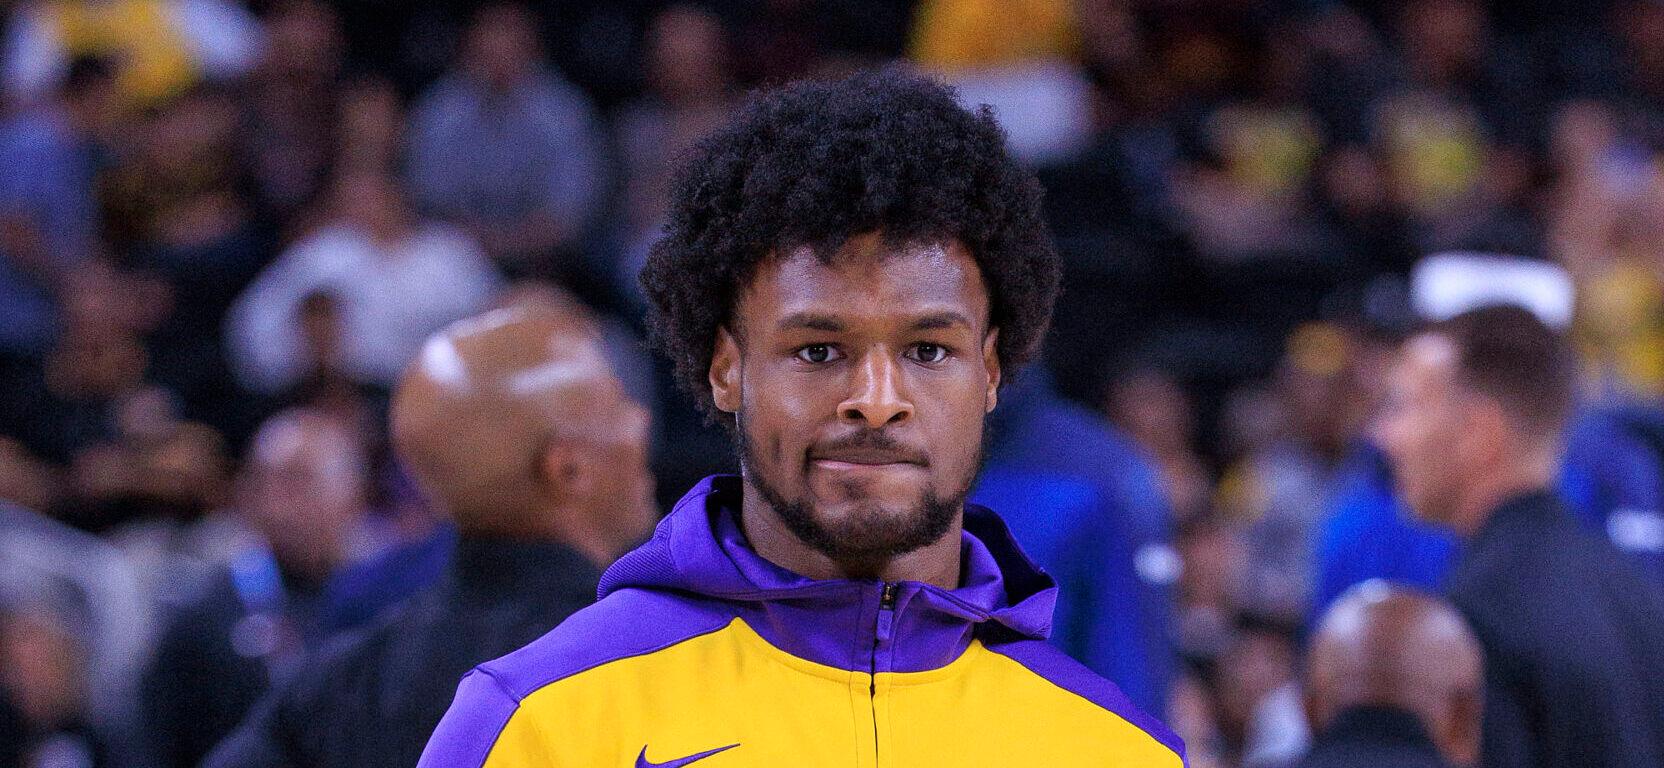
[838,350,913,429]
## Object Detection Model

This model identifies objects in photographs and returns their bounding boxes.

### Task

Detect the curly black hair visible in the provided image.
[640,67,1062,421]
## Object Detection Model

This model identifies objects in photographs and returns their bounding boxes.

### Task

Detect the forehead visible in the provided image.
[1394,334,1459,391]
[735,235,989,331]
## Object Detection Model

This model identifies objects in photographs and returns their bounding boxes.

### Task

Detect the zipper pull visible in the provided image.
[876,582,898,644]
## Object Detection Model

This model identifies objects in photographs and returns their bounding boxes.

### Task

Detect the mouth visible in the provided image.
[807,446,927,473]
[809,458,923,473]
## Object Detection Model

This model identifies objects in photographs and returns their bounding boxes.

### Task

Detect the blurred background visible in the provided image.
[3,1,1664,767]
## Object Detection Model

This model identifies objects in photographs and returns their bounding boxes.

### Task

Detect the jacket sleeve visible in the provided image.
[417,669,527,768]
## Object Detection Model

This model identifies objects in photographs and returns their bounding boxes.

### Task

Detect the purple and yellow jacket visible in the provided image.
[418,476,1186,767]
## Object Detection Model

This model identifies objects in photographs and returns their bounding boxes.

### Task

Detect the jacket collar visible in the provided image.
[1468,487,1567,553]
[446,534,600,601]
[600,475,1057,673]
[1309,705,1447,763]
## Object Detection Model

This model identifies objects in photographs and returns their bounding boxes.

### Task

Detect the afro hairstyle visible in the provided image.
[639,67,1061,421]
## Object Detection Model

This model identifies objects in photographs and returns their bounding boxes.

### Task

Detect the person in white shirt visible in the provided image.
[226,167,502,395]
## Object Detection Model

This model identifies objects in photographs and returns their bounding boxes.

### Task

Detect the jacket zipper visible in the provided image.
[870,582,897,766]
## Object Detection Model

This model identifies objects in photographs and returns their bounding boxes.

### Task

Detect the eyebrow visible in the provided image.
[909,311,976,331]
[777,313,846,332]
[775,311,977,333]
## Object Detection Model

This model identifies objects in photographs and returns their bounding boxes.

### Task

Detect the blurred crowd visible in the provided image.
[4,1,1664,767]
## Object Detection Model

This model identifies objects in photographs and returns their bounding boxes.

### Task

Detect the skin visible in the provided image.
[391,303,656,567]
[463,4,541,92]
[708,233,1001,588]
[241,409,367,581]
[1375,332,1561,536]
[1305,583,1484,766]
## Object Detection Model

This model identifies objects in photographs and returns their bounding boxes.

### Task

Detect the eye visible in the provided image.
[795,344,842,364]
[909,343,950,364]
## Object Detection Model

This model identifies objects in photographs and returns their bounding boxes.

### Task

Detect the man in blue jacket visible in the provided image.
[973,367,1178,718]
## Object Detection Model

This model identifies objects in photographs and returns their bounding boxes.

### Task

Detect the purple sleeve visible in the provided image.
[416,669,521,768]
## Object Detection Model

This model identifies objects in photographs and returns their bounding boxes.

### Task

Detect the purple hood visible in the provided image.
[598,475,1059,673]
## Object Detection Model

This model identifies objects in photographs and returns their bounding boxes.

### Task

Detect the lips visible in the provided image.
[807,444,927,468]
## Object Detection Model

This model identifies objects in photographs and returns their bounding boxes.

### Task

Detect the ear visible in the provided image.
[710,326,742,414]
[982,328,1002,414]
[1439,686,1483,767]
[537,439,583,503]
[1461,397,1513,465]
[1301,685,1324,736]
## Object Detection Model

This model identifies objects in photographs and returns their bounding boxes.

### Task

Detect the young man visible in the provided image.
[418,69,1185,767]
[1376,304,1664,768]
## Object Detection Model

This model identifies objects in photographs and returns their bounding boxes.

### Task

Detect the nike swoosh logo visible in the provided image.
[635,743,739,768]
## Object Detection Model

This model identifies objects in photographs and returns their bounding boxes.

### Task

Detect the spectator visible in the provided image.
[974,366,1181,719]
[1312,256,1664,616]
[1376,305,1664,768]
[613,3,736,307]
[203,299,656,768]
[911,0,1092,165]
[0,56,111,359]
[295,282,660,637]
[61,384,229,534]
[0,601,110,768]
[0,260,170,478]
[1175,513,1245,667]
[1103,363,1212,521]
[2,0,262,110]
[406,2,605,283]
[1216,323,1375,623]
[1,502,153,766]
[104,84,274,442]
[1300,582,1483,768]
[0,439,59,515]
[1215,616,1306,768]
[239,0,346,230]
[333,73,404,178]
[226,166,501,396]
[139,409,372,768]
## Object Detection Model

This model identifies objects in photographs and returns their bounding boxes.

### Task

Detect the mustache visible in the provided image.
[807,430,930,466]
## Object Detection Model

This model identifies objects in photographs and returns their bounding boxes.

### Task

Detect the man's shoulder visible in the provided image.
[1452,521,1664,661]
[980,637,1186,761]
[1454,517,1632,606]
[472,587,735,703]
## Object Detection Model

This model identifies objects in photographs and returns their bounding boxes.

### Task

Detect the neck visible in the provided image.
[275,552,336,592]
[738,481,963,589]
[1451,453,1556,537]
[459,503,619,569]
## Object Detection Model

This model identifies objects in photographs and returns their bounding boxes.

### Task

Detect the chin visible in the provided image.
[826,496,912,523]
[1405,498,1452,528]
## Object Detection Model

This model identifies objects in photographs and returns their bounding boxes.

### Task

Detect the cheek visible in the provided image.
[919,374,990,462]
[741,372,823,464]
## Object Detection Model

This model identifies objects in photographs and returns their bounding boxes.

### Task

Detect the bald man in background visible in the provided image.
[1299,582,1483,768]
[203,302,657,768]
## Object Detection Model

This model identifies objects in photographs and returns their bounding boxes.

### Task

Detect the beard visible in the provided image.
[736,417,981,561]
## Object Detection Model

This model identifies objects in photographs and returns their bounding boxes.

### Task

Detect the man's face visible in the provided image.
[465,6,539,90]
[244,418,365,575]
[1375,334,1469,527]
[714,235,1000,560]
